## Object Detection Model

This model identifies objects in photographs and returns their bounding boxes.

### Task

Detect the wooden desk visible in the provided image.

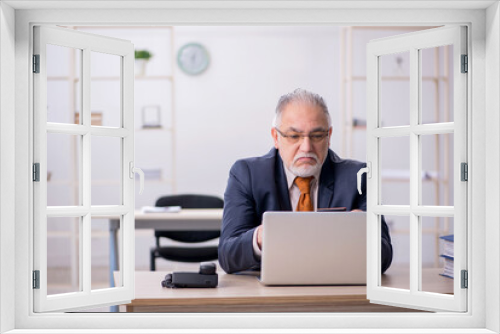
[116,267,453,313]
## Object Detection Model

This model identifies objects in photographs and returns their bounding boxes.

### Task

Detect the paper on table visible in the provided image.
[141,206,182,213]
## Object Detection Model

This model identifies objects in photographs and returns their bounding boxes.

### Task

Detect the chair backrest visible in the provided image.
[155,194,224,209]
[154,194,223,242]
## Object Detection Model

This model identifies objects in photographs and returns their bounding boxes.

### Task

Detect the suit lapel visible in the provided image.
[318,151,336,209]
[274,151,292,211]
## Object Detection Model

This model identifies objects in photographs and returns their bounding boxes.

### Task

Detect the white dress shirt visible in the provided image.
[252,165,321,258]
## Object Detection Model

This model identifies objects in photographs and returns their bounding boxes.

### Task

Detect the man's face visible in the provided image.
[271,101,332,177]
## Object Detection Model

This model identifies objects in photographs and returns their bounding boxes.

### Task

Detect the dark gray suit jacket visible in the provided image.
[218,148,393,274]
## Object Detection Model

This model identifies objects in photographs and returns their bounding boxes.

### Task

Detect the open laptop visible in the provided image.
[259,211,366,286]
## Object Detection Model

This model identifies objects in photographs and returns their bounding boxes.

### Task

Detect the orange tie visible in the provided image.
[294,177,313,211]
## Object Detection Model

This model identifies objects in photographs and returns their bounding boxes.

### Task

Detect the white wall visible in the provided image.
[173,26,340,197]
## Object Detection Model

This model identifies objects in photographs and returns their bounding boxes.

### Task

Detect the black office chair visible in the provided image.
[149,194,224,271]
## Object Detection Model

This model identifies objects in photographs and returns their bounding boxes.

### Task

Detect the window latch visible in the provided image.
[357,162,371,195]
[129,162,144,195]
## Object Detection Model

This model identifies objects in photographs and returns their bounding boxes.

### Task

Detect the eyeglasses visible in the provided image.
[274,127,329,144]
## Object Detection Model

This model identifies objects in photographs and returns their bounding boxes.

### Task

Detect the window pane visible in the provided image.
[47,133,82,206]
[91,52,121,127]
[380,136,410,205]
[47,217,81,295]
[421,133,454,206]
[92,217,122,290]
[379,51,410,127]
[91,136,122,205]
[381,215,409,291]
[46,44,82,124]
[420,45,454,124]
[421,216,454,294]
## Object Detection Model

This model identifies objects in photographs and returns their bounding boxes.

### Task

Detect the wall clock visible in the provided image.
[177,43,210,75]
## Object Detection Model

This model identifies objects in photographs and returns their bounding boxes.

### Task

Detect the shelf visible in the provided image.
[136,126,174,132]
[47,230,109,238]
[47,75,173,81]
[133,75,173,81]
[388,228,451,235]
[48,179,175,186]
[381,169,439,181]
[345,76,449,82]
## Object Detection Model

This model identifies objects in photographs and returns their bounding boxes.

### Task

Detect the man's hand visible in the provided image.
[256,225,263,250]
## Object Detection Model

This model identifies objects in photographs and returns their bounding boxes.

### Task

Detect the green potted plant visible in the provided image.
[135,49,153,76]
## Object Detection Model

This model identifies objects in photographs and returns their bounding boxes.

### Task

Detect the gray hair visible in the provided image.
[273,88,331,128]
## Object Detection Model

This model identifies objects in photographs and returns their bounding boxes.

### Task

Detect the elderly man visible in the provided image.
[218,88,392,274]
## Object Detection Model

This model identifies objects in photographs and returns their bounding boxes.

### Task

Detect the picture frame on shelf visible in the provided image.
[142,168,162,180]
[141,105,162,129]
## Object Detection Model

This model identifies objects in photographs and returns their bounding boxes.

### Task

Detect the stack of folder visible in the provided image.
[439,234,454,279]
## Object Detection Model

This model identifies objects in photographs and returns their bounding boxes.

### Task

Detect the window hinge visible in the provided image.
[33,54,40,73]
[461,54,468,73]
[33,163,40,182]
[461,270,468,289]
[461,162,468,181]
[33,270,40,289]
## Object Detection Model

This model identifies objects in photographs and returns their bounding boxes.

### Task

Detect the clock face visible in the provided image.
[177,43,209,75]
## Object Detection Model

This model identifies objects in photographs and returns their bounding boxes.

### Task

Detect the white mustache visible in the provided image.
[293,153,319,164]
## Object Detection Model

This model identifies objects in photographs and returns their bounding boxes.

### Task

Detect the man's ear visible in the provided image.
[271,128,279,149]
[328,127,333,147]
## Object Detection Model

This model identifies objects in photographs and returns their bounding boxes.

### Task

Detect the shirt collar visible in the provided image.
[283,164,321,190]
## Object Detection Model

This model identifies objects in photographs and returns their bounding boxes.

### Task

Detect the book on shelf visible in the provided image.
[440,255,454,279]
[439,234,454,279]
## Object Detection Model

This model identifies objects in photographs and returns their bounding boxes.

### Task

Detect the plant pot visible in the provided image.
[135,59,148,76]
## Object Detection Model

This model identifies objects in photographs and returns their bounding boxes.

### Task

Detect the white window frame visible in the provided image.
[1,2,498,333]
[366,26,468,312]
[32,25,136,312]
